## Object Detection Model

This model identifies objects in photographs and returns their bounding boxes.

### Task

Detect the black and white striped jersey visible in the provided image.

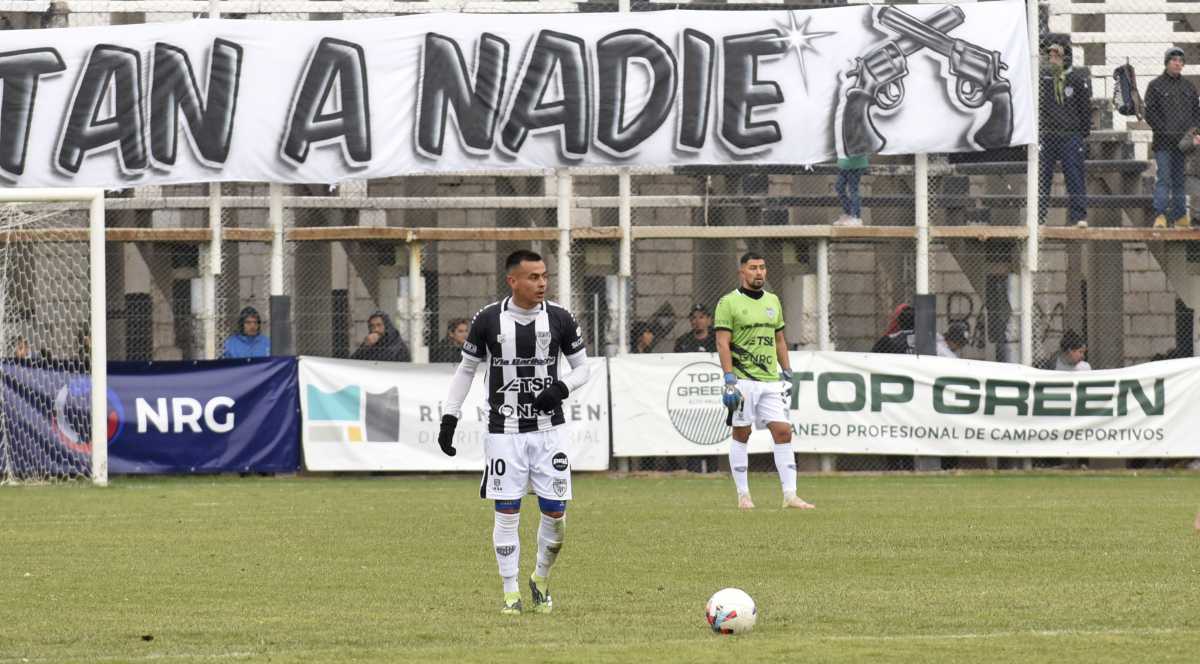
[462,297,586,434]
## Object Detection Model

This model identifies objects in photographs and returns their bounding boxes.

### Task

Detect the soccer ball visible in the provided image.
[705,587,757,635]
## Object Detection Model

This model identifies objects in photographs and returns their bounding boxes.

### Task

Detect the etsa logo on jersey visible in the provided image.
[498,376,556,394]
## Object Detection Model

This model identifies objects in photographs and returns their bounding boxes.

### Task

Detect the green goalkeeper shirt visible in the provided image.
[713,287,786,382]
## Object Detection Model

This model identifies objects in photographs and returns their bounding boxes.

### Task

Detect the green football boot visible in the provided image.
[500,591,522,615]
[528,573,553,614]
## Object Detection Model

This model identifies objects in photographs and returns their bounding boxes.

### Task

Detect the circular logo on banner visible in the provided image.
[51,379,125,454]
[666,362,728,446]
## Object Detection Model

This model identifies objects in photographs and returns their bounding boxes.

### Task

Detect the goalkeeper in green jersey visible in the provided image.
[714,252,815,511]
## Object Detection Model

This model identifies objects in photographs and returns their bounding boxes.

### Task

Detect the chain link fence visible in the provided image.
[3,1,1200,473]
[103,186,207,361]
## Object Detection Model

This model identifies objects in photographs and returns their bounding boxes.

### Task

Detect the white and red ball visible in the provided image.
[705,588,757,635]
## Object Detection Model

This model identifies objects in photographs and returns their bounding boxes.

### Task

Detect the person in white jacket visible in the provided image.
[1055,329,1092,371]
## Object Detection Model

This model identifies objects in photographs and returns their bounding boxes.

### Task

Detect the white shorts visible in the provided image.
[731,379,791,430]
[480,428,572,502]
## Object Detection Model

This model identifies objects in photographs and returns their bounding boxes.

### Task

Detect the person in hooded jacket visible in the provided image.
[871,303,915,354]
[222,306,271,358]
[1146,46,1200,228]
[1038,38,1091,226]
[351,311,411,362]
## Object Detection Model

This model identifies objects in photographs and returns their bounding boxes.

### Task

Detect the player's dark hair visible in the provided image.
[505,250,543,272]
[446,317,468,332]
[740,251,764,265]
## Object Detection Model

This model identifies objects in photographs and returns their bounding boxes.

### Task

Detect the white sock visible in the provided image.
[493,511,520,593]
[534,512,565,579]
[773,443,798,496]
[729,440,750,495]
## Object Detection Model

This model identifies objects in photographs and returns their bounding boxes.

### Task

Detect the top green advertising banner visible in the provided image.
[612,351,1197,458]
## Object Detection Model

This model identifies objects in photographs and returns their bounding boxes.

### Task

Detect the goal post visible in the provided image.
[0,188,106,486]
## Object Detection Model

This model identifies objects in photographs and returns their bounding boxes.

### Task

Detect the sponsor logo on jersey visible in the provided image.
[496,334,507,344]
[499,403,549,418]
[462,340,477,355]
[551,451,569,471]
[492,356,557,367]
[498,377,556,394]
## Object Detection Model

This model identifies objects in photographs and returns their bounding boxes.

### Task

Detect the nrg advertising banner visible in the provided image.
[0,2,1032,188]
[611,352,1200,458]
[298,356,609,472]
[0,357,299,475]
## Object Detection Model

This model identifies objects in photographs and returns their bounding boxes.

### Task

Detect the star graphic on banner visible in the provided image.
[773,11,835,92]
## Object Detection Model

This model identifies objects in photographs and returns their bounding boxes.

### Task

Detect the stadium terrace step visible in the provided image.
[675,159,1150,179]
[951,159,1150,176]
[701,193,1155,210]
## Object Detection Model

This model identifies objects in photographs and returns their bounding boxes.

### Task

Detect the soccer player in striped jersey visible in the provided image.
[714,252,816,511]
[438,250,591,615]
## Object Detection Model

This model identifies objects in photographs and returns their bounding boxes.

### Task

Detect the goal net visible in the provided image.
[0,189,106,485]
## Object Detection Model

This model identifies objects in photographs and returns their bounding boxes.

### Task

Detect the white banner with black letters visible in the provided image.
[611,352,1200,458]
[299,356,609,472]
[0,2,1032,187]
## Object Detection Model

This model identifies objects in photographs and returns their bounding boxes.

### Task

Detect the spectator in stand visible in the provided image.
[222,306,271,358]
[673,304,717,353]
[11,336,31,360]
[75,328,91,366]
[1038,38,1091,227]
[430,317,469,363]
[351,310,411,362]
[1055,329,1091,371]
[1146,46,1200,228]
[631,320,656,354]
[937,322,969,359]
[1150,347,1188,362]
[871,304,914,354]
[833,153,868,227]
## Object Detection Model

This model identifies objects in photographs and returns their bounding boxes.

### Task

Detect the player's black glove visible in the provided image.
[532,381,570,412]
[438,415,458,456]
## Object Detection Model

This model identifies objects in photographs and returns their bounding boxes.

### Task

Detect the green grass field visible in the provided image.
[2,473,1198,663]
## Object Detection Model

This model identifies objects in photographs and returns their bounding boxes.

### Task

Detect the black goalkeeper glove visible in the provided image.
[438,415,458,456]
[532,381,570,413]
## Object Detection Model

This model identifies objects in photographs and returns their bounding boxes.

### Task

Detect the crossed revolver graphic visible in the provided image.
[837,5,1014,157]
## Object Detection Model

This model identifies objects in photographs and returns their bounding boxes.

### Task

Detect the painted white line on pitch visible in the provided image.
[0,651,258,663]
[813,626,1189,642]
[3,628,1194,663]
